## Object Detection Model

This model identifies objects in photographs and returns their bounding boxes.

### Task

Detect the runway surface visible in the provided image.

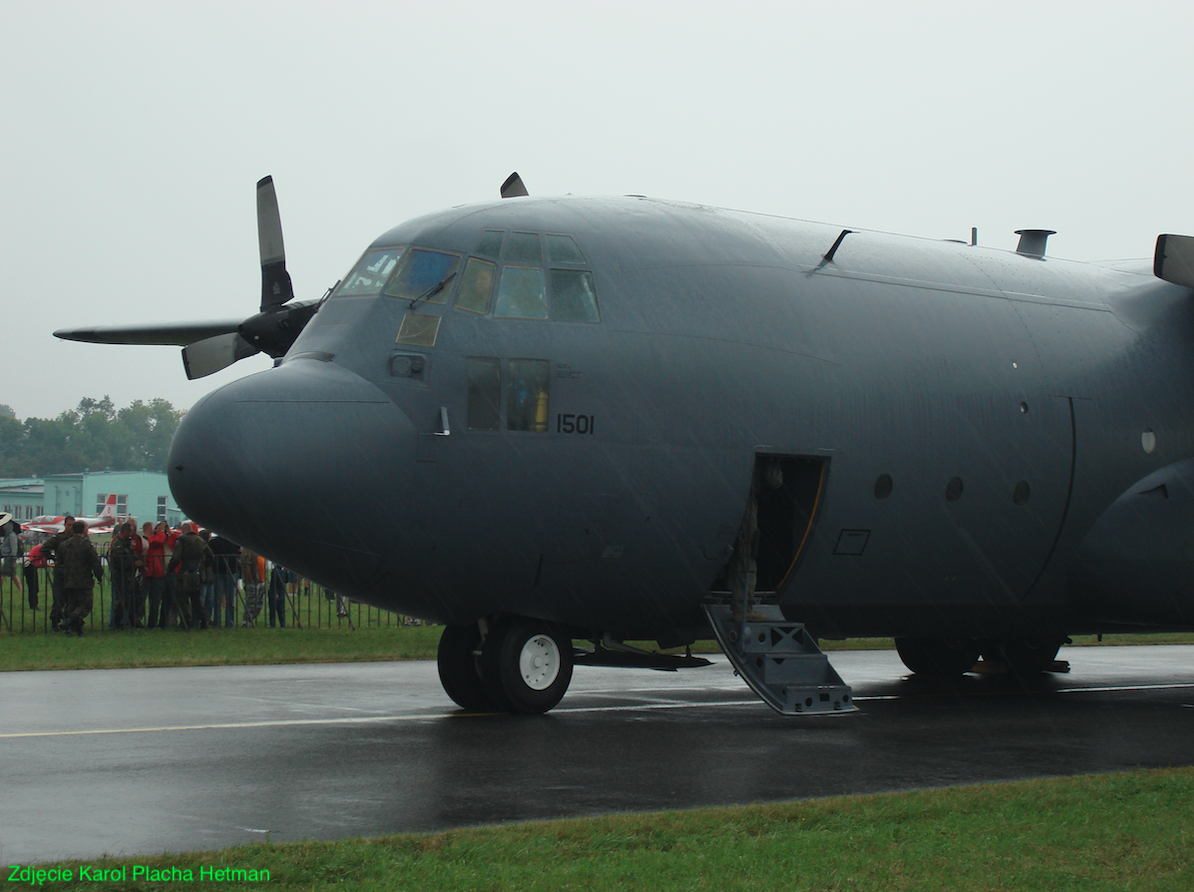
[3,644,1193,864]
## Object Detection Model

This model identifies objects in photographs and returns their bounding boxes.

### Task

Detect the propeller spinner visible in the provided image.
[54,176,322,379]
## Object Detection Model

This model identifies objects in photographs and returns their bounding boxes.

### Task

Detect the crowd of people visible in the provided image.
[0,513,343,636]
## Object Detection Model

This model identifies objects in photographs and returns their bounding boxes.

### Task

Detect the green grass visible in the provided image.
[0,624,444,671]
[30,767,1194,890]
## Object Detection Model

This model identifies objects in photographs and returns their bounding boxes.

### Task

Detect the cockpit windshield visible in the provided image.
[332,232,599,322]
[384,249,461,302]
[338,249,405,296]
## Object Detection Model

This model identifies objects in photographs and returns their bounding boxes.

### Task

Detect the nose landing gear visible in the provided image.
[437,616,575,715]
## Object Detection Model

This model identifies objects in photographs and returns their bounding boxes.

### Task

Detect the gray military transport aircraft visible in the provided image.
[56,174,1194,716]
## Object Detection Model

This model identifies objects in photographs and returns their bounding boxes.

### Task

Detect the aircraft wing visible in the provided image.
[53,320,244,347]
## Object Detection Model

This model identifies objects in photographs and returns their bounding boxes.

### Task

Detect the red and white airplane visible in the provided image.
[21,493,120,535]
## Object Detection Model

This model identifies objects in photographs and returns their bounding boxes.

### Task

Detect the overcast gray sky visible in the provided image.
[3,1,1192,421]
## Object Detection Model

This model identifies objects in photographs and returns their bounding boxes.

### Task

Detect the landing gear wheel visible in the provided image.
[480,616,574,714]
[437,624,496,711]
[895,637,981,676]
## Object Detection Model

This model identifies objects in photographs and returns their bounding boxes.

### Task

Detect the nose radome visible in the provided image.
[168,359,416,589]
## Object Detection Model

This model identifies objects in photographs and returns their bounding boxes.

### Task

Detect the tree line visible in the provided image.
[0,397,183,478]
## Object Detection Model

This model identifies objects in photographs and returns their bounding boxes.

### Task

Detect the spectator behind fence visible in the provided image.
[40,515,76,630]
[57,521,103,636]
[208,533,240,627]
[240,546,266,626]
[108,522,142,629]
[132,523,149,624]
[24,541,48,610]
[167,522,213,630]
[199,528,215,625]
[1,515,25,600]
[267,562,289,628]
[144,520,179,629]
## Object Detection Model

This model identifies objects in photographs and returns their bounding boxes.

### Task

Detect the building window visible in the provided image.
[157,496,168,523]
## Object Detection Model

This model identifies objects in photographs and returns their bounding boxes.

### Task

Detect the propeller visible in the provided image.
[55,176,323,379]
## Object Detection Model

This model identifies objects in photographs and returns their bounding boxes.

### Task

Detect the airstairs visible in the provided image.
[703,601,856,715]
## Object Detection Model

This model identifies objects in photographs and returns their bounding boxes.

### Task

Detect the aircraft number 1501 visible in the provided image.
[557,414,595,434]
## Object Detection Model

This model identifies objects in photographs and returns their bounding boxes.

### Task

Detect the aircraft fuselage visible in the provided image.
[167,196,1194,647]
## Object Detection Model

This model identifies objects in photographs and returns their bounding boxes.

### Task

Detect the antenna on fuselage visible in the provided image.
[501,172,529,198]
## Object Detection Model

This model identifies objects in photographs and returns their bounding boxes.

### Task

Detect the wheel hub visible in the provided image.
[519,634,560,690]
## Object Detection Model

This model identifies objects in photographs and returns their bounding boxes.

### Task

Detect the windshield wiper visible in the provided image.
[409,271,456,310]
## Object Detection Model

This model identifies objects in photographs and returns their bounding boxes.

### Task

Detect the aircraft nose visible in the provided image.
[168,359,416,592]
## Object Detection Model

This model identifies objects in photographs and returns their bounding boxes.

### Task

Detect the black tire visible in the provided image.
[437,624,497,711]
[480,616,573,715]
[895,637,980,677]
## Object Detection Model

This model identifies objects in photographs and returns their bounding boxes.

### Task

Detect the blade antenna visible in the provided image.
[500,172,529,199]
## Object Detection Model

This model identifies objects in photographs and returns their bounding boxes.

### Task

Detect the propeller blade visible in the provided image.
[54,320,243,346]
[500,172,529,198]
[181,331,260,380]
[257,175,294,312]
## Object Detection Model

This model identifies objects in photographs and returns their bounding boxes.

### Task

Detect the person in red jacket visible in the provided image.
[144,521,180,629]
[24,542,48,611]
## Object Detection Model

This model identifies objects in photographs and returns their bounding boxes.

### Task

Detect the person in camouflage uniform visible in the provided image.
[167,522,213,630]
[108,522,143,629]
[57,521,104,636]
[39,515,76,630]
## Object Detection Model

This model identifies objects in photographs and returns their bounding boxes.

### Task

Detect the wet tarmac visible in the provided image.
[3,644,1193,864]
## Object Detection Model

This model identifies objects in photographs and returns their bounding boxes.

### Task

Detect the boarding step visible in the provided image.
[703,602,856,715]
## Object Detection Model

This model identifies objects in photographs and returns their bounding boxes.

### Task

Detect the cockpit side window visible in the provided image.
[384,248,461,303]
[338,248,404,296]
[495,267,548,319]
[456,259,496,314]
[549,270,601,323]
